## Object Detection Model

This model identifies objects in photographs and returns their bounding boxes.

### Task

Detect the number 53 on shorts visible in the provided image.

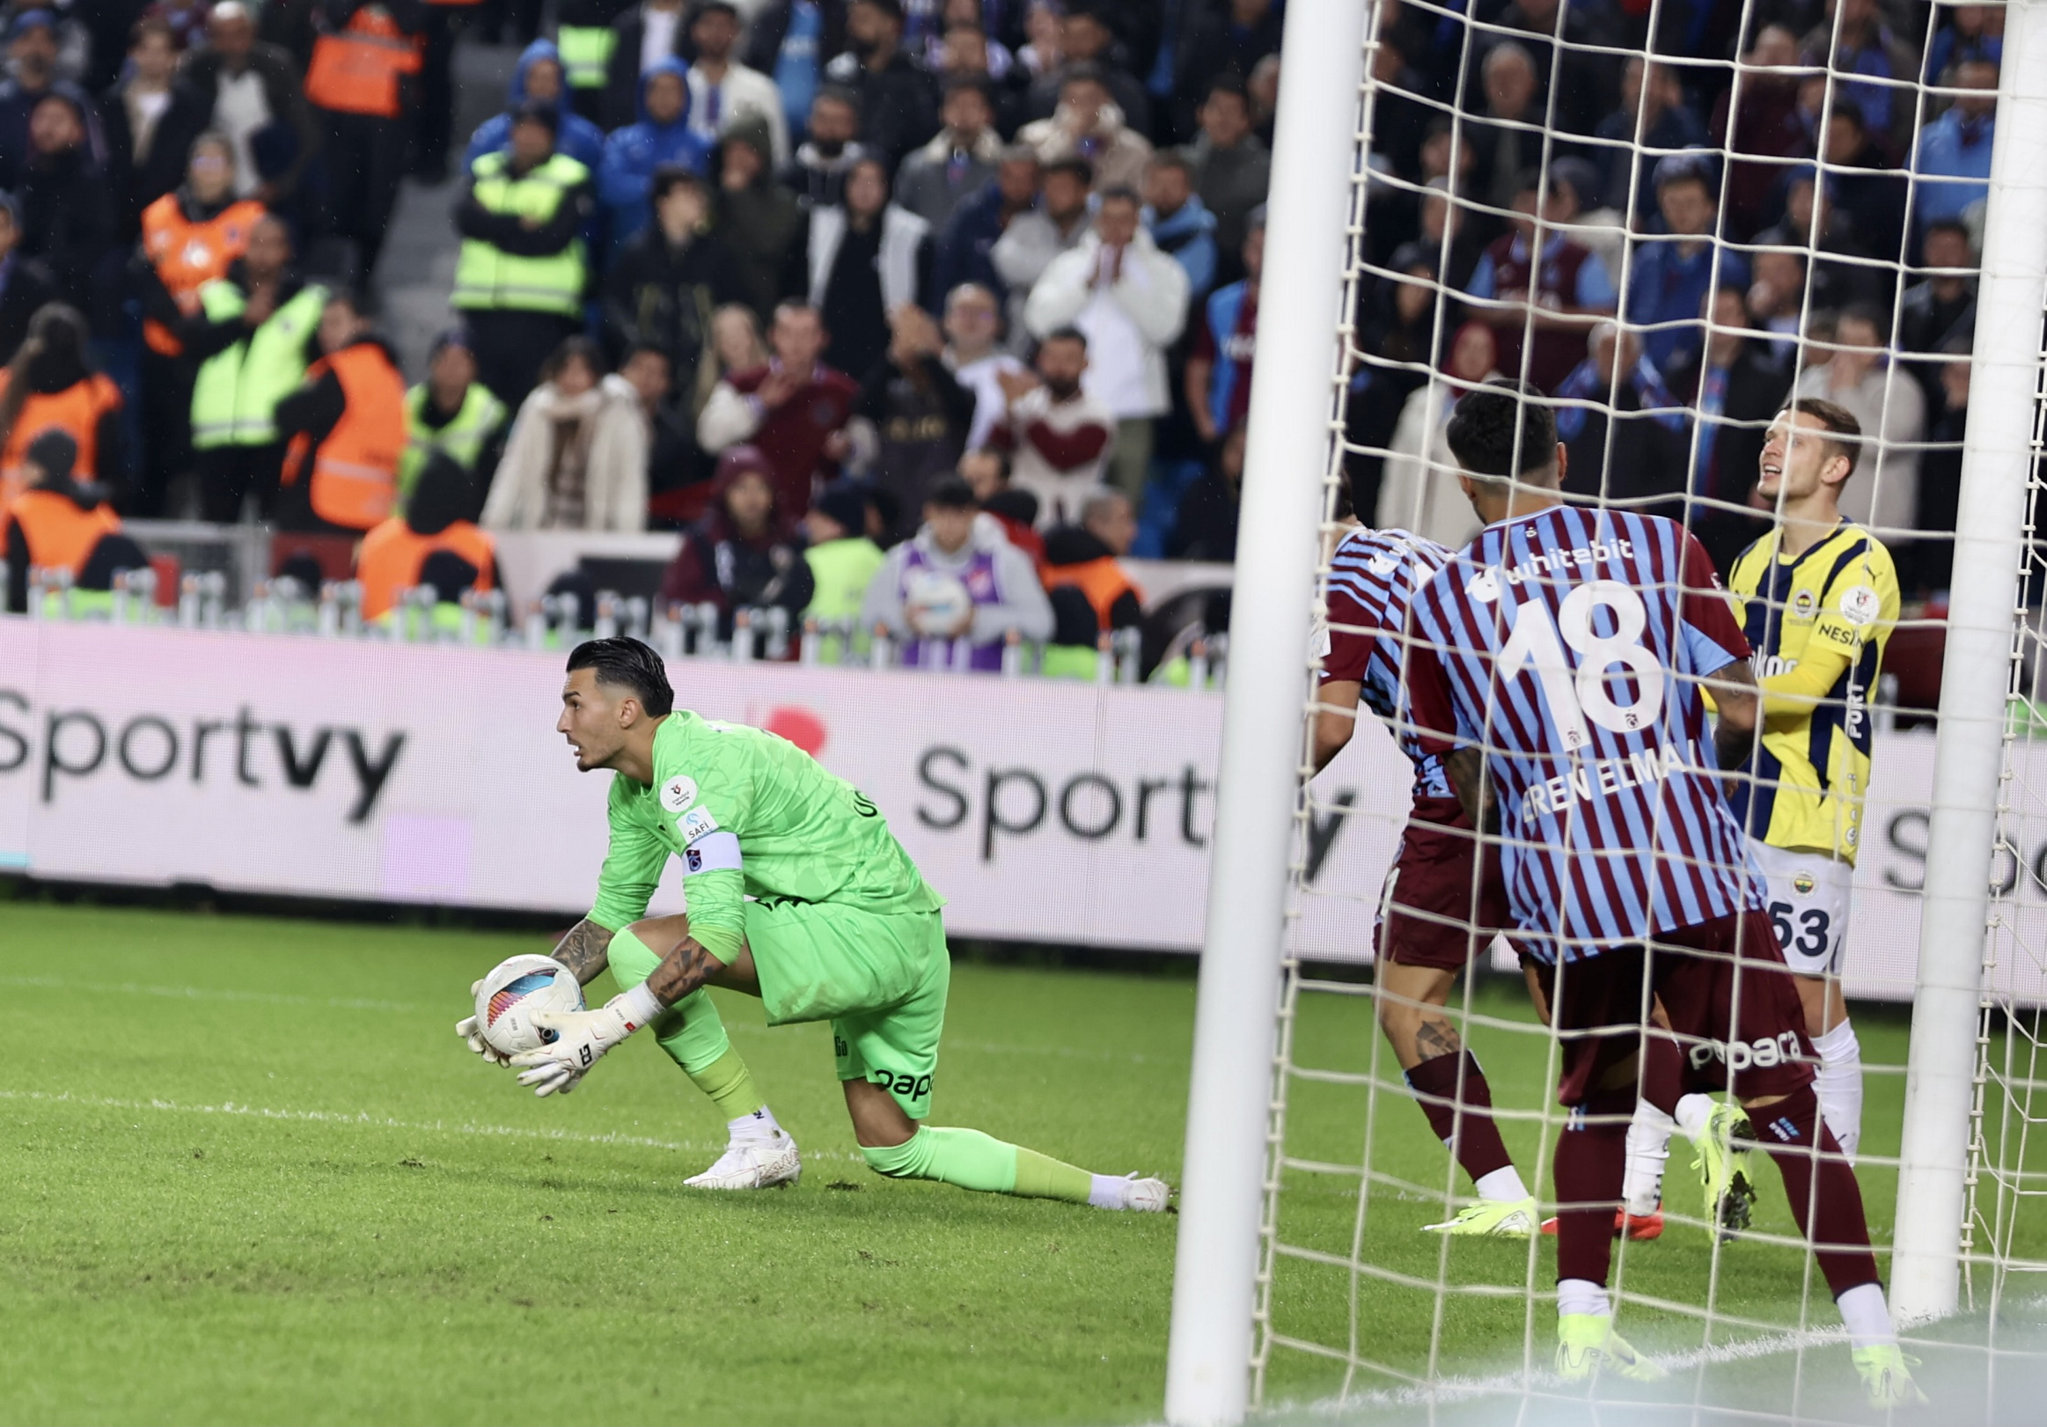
[1748,839,1853,976]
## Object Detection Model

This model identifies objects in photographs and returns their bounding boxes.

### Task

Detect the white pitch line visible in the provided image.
[1277,1318,1976,1416]
[1,974,1165,1065]
[0,1087,869,1163]
[0,973,418,1014]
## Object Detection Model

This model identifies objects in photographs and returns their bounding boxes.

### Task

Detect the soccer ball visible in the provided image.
[474,955,585,1057]
[903,570,974,637]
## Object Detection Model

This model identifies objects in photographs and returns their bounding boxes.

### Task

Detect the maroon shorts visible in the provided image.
[1376,805,1517,972]
[1546,909,1816,1107]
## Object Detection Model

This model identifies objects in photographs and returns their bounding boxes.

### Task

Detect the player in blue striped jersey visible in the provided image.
[1314,522,1535,1237]
[1402,382,1918,1406]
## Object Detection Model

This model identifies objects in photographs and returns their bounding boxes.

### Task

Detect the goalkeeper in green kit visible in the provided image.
[463,636,1168,1211]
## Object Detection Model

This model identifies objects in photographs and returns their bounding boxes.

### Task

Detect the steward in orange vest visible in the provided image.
[137,137,264,358]
[2,430,128,613]
[354,450,498,619]
[1038,520,1143,634]
[0,304,128,509]
[276,292,407,533]
[307,1,423,278]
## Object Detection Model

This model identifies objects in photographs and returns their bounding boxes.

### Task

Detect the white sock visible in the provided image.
[1814,1019,1864,1163]
[1474,1165,1529,1203]
[1557,1278,1611,1318]
[729,1105,784,1143]
[1088,1173,1129,1209]
[1623,1101,1675,1216]
[1674,1093,1714,1141]
[1835,1281,1895,1350]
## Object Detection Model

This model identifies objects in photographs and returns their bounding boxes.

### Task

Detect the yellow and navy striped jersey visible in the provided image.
[1725,521,1900,864]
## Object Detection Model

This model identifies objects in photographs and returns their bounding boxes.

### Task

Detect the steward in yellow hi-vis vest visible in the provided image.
[451,102,594,407]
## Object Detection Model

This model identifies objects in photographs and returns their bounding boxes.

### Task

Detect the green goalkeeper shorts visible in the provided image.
[745,898,951,1121]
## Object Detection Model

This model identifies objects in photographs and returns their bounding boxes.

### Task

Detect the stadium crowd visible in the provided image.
[0,0,2002,656]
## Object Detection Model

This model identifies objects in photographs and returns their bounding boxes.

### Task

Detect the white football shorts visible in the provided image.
[1747,838,1854,977]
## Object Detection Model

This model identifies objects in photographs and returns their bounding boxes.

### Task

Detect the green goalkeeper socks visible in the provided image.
[860,1127,1094,1203]
[607,928,765,1117]
[686,1045,767,1122]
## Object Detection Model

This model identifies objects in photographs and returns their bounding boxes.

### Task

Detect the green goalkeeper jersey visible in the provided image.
[589,711,944,955]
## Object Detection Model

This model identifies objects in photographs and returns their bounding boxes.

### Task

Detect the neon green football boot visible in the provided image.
[1693,1102,1760,1239]
[1556,1314,1667,1383]
[1421,1196,1538,1236]
[1852,1344,1928,1408]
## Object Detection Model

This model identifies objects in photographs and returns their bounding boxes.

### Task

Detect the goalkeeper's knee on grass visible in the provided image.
[859,1127,1147,1208]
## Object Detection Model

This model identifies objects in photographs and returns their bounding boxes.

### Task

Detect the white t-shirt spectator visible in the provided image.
[688,61,791,166]
[1023,230,1189,420]
[214,69,272,199]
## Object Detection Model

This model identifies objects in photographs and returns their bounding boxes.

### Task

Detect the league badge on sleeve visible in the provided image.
[660,775,698,813]
[1839,586,1882,627]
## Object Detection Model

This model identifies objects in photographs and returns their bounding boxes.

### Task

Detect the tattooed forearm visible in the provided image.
[1414,1017,1463,1062]
[1706,661,1760,783]
[551,918,615,986]
[645,937,729,1007]
[1444,748,1495,834]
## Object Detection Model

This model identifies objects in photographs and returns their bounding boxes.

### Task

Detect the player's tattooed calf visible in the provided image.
[1415,1017,1463,1062]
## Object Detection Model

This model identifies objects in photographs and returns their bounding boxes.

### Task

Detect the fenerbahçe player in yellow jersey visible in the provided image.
[1623,402,1897,1230]
[1724,402,1898,1164]
[1725,520,1899,881]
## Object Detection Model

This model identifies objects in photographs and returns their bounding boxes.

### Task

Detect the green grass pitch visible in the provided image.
[2,899,2041,1424]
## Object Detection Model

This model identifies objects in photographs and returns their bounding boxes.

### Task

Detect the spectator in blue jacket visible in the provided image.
[599,58,712,254]
[1623,155,1748,376]
[1912,58,1998,233]
[1923,5,2002,82]
[1142,151,1216,307]
[464,39,608,175]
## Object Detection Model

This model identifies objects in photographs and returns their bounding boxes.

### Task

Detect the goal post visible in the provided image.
[1165,0,2047,1417]
[1891,0,2047,1326]
[1162,0,1370,1422]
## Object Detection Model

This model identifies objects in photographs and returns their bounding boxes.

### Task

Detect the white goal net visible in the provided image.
[1214,0,2047,1421]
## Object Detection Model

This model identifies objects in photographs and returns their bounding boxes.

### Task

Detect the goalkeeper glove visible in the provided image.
[455,980,512,1068]
[511,984,664,1098]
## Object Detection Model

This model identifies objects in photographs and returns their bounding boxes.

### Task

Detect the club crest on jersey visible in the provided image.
[1792,589,1817,619]
[659,775,699,813]
[1839,585,1882,627]
[1793,871,1817,895]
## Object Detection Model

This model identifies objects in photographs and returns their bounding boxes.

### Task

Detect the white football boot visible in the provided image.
[685,1129,802,1189]
[1116,1174,1172,1212]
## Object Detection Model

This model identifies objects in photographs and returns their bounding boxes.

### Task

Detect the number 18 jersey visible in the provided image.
[1405,505,1762,964]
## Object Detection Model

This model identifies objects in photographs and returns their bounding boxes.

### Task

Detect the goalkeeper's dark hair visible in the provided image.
[566,637,674,717]
[1444,378,1558,485]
